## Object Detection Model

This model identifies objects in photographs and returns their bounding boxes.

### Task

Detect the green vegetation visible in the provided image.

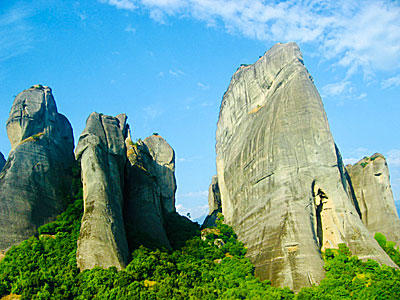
[0,167,399,299]
[375,232,400,267]
[361,161,369,168]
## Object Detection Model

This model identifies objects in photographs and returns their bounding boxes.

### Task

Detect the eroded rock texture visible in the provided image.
[203,175,221,228]
[0,152,5,171]
[0,85,74,250]
[215,42,396,291]
[346,153,400,246]
[124,133,173,250]
[75,112,129,270]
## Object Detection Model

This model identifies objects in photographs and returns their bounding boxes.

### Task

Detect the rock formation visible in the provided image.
[203,175,221,228]
[124,133,173,250]
[0,152,5,171]
[75,112,129,271]
[0,85,74,250]
[346,153,400,246]
[215,42,397,291]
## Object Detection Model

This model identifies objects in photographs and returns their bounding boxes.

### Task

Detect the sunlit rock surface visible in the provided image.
[346,153,400,247]
[124,133,172,250]
[215,42,397,291]
[75,112,129,270]
[203,175,221,228]
[0,85,74,250]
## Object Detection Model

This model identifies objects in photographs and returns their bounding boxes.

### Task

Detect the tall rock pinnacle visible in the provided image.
[215,43,397,290]
[0,85,74,250]
[75,112,129,271]
[346,153,400,247]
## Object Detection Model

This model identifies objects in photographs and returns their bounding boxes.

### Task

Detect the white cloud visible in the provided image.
[322,81,351,97]
[197,82,209,90]
[124,24,136,33]
[169,69,184,77]
[176,202,209,220]
[0,5,34,62]
[381,74,400,89]
[101,0,400,79]
[343,158,359,165]
[143,104,163,119]
[100,0,136,11]
[387,150,400,167]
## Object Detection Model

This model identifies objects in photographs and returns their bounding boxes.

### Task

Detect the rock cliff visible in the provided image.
[124,133,173,250]
[203,175,221,228]
[215,42,397,290]
[0,85,74,250]
[75,112,129,270]
[0,152,5,171]
[346,153,400,246]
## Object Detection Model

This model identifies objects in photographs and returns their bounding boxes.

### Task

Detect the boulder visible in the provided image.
[0,152,5,171]
[346,153,400,246]
[202,175,221,228]
[215,42,397,291]
[124,133,172,250]
[75,112,129,270]
[0,85,74,250]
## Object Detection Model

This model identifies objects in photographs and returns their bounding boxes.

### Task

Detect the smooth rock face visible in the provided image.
[215,42,397,291]
[124,133,171,250]
[346,153,400,246]
[0,85,74,250]
[143,135,176,213]
[203,175,221,228]
[75,112,129,271]
[0,152,5,171]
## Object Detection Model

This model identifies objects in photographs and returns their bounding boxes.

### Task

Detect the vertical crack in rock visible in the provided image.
[215,42,398,291]
[0,85,74,251]
[75,112,129,270]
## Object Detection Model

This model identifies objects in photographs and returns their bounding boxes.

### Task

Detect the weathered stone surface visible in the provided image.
[124,133,172,250]
[346,153,400,246]
[0,152,5,171]
[75,112,129,270]
[0,85,74,250]
[215,42,397,291]
[202,175,221,228]
[143,135,176,213]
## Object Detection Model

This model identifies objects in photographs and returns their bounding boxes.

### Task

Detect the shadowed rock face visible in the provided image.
[0,152,5,171]
[346,153,400,247]
[124,133,172,250]
[203,175,221,228]
[75,112,129,271]
[215,43,397,291]
[0,85,74,250]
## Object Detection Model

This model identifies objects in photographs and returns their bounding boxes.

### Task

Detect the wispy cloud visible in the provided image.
[178,190,208,198]
[197,82,209,90]
[0,5,34,62]
[169,69,184,77]
[176,202,209,220]
[387,150,400,167]
[101,0,400,80]
[124,24,136,33]
[143,104,163,119]
[322,81,351,97]
[381,74,400,89]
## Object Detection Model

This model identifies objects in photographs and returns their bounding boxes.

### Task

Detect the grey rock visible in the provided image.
[202,175,221,228]
[0,85,74,250]
[143,134,176,213]
[346,153,400,246]
[75,112,129,271]
[0,152,5,171]
[215,42,397,291]
[124,132,172,250]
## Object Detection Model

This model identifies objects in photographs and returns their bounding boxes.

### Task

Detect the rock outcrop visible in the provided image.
[215,42,397,291]
[0,85,74,250]
[203,175,221,228]
[75,112,129,271]
[346,153,400,246]
[124,133,172,250]
[143,134,177,213]
[0,152,5,171]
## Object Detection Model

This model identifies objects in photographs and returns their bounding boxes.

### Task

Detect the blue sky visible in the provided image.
[1,0,400,221]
